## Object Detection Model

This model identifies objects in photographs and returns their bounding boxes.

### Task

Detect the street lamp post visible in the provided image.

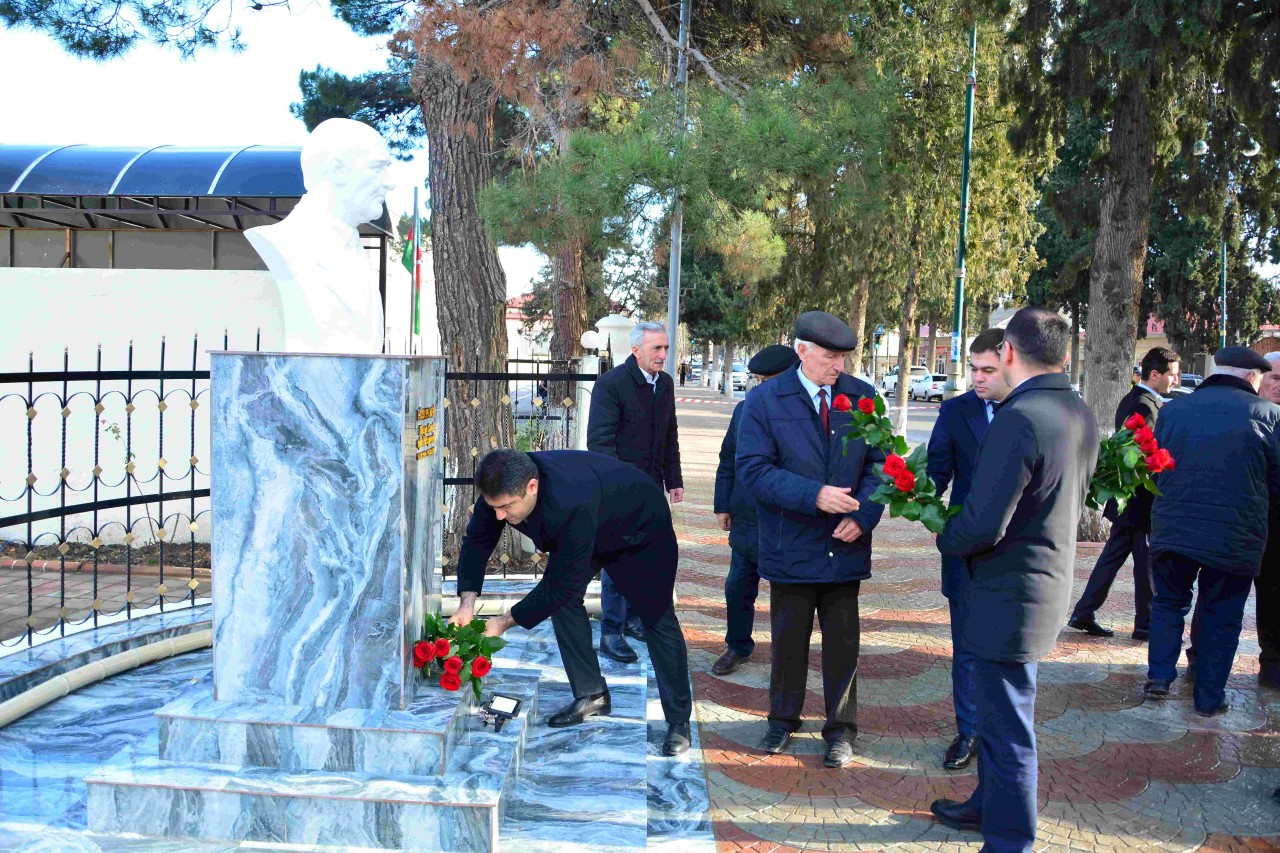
[1194,125,1259,352]
[1220,235,1227,350]
[945,24,978,400]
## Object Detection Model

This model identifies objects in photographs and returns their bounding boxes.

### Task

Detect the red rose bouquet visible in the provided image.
[417,612,505,701]
[837,394,961,534]
[1087,413,1176,514]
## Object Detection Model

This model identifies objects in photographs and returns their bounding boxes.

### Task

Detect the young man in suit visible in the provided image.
[586,321,684,664]
[926,328,1011,771]
[736,311,886,770]
[711,344,799,676]
[451,449,694,756]
[1068,346,1180,641]
[930,307,1099,852]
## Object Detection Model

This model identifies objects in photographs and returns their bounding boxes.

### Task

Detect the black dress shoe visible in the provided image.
[1143,678,1171,699]
[599,634,638,664]
[930,798,982,832]
[759,728,791,754]
[1131,628,1150,641]
[823,740,855,768]
[1068,616,1114,637]
[711,649,750,676]
[623,617,647,643]
[1194,702,1229,718]
[663,722,691,756]
[942,735,977,770]
[548,691,611,728]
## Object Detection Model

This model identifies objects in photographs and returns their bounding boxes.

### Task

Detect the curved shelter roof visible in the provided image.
[0,144,390,235]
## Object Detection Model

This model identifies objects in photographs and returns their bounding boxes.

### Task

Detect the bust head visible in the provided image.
[300,118,394,227]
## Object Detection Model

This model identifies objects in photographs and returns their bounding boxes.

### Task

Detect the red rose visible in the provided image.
[1144,449,1176,474]
[440,673,462,691]
[832,393,853,412]
[883,454,907,476]
[412,641,435,667]
[1124,413,1146,431]
[856,397,876,414]
[443,656,464,675]
[471,656,492,678]
[1132,427,1155,446]
[433,638,450,657]
[893,470,917,492]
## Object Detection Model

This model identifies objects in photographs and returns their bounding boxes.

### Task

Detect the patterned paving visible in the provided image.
[669,388,1280,852]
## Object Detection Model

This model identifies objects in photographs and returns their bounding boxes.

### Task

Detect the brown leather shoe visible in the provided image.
[711,649,750,676]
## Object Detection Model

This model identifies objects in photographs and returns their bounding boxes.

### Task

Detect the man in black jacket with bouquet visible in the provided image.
[452,449,694,756]
[1068,346,1180,641]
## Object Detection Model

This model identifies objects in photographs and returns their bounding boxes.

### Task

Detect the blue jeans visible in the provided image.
[1148,551,1253,713]
[599,572,633,637]
[968,658,1039,853]
[724,549,760,657]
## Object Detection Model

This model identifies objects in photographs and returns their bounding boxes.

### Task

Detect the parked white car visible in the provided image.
[881,365,930,397]
[909,373,948,402]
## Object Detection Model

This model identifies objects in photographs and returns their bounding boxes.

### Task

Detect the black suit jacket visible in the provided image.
[938,372,1100,663]
[456,451,674,629]
[1105,385,1163,530]
[587,354,683,490]
[926,389,992,597]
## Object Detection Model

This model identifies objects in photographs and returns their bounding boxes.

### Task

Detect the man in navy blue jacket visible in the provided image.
[711,344,799,676]
[926,328,1009,771]
[929,308,1099,853]
[736,311,885,769]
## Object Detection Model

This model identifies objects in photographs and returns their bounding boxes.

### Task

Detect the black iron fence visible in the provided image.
[0,338,603,646]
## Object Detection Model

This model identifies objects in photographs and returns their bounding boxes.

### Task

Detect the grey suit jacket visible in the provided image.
[937,372,1100,663]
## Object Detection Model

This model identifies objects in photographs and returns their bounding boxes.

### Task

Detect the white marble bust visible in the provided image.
[246,118,394,354]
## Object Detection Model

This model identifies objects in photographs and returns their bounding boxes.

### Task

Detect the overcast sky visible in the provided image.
[0,0,543,296]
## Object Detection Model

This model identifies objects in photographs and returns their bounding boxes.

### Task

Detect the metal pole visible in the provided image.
[945,24,978,400]
[664,0,692,381]
[1220,235,1227,349]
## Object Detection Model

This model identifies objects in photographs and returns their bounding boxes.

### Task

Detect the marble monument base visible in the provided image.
[85,669,540,852]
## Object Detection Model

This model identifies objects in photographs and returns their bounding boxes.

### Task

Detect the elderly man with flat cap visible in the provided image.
[736,312,885,769]
[711,344,800,676]
[1143,346,1280,716]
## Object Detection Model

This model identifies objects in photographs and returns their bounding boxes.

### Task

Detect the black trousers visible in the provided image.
[1071,523,1153,631]
[550,530,692,725]
[768,579,860,744]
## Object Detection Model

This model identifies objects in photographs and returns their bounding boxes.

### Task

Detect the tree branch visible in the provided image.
[631,0,746,105]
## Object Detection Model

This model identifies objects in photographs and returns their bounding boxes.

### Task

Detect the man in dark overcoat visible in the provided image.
[925,327,1010,771]
[711,344,799,676]
[929,307,1099,852]
[1068,346,1180,640]
[736,311,885,770]
[1144,347,1280,716]
[586,320,684,663]
[452,448,694,755]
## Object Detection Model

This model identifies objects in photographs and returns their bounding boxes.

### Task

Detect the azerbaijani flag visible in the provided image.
[402,188,422,336]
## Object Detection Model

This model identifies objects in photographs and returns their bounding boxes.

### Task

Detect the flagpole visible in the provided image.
[411,186,420,353]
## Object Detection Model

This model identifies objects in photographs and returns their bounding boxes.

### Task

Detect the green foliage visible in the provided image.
[0,0,288,59]
[291,61,425,159]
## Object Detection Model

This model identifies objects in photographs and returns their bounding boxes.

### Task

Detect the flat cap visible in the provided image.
[1214,346,1272,373]
[795,311,858,353]
[748,344,799,377]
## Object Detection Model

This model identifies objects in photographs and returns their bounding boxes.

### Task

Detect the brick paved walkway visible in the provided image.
[670,387,1280,852]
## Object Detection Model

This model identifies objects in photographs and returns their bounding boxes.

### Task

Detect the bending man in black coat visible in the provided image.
[586,320,684,664]
[930,308,1099,853]
[452,449,693,756]
[1068,346,1180,640]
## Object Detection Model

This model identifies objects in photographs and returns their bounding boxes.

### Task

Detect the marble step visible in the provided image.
[158,667,539,778]
[87,714,527,853]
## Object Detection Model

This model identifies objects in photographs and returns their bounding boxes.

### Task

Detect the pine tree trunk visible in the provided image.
[417,60,513,559]
[700,340,712,387]
[894,222,923,430]
[845,273,870,376]
[548,125,588,367]
[1070,296,1082,386]
[1083,70,1154,432]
